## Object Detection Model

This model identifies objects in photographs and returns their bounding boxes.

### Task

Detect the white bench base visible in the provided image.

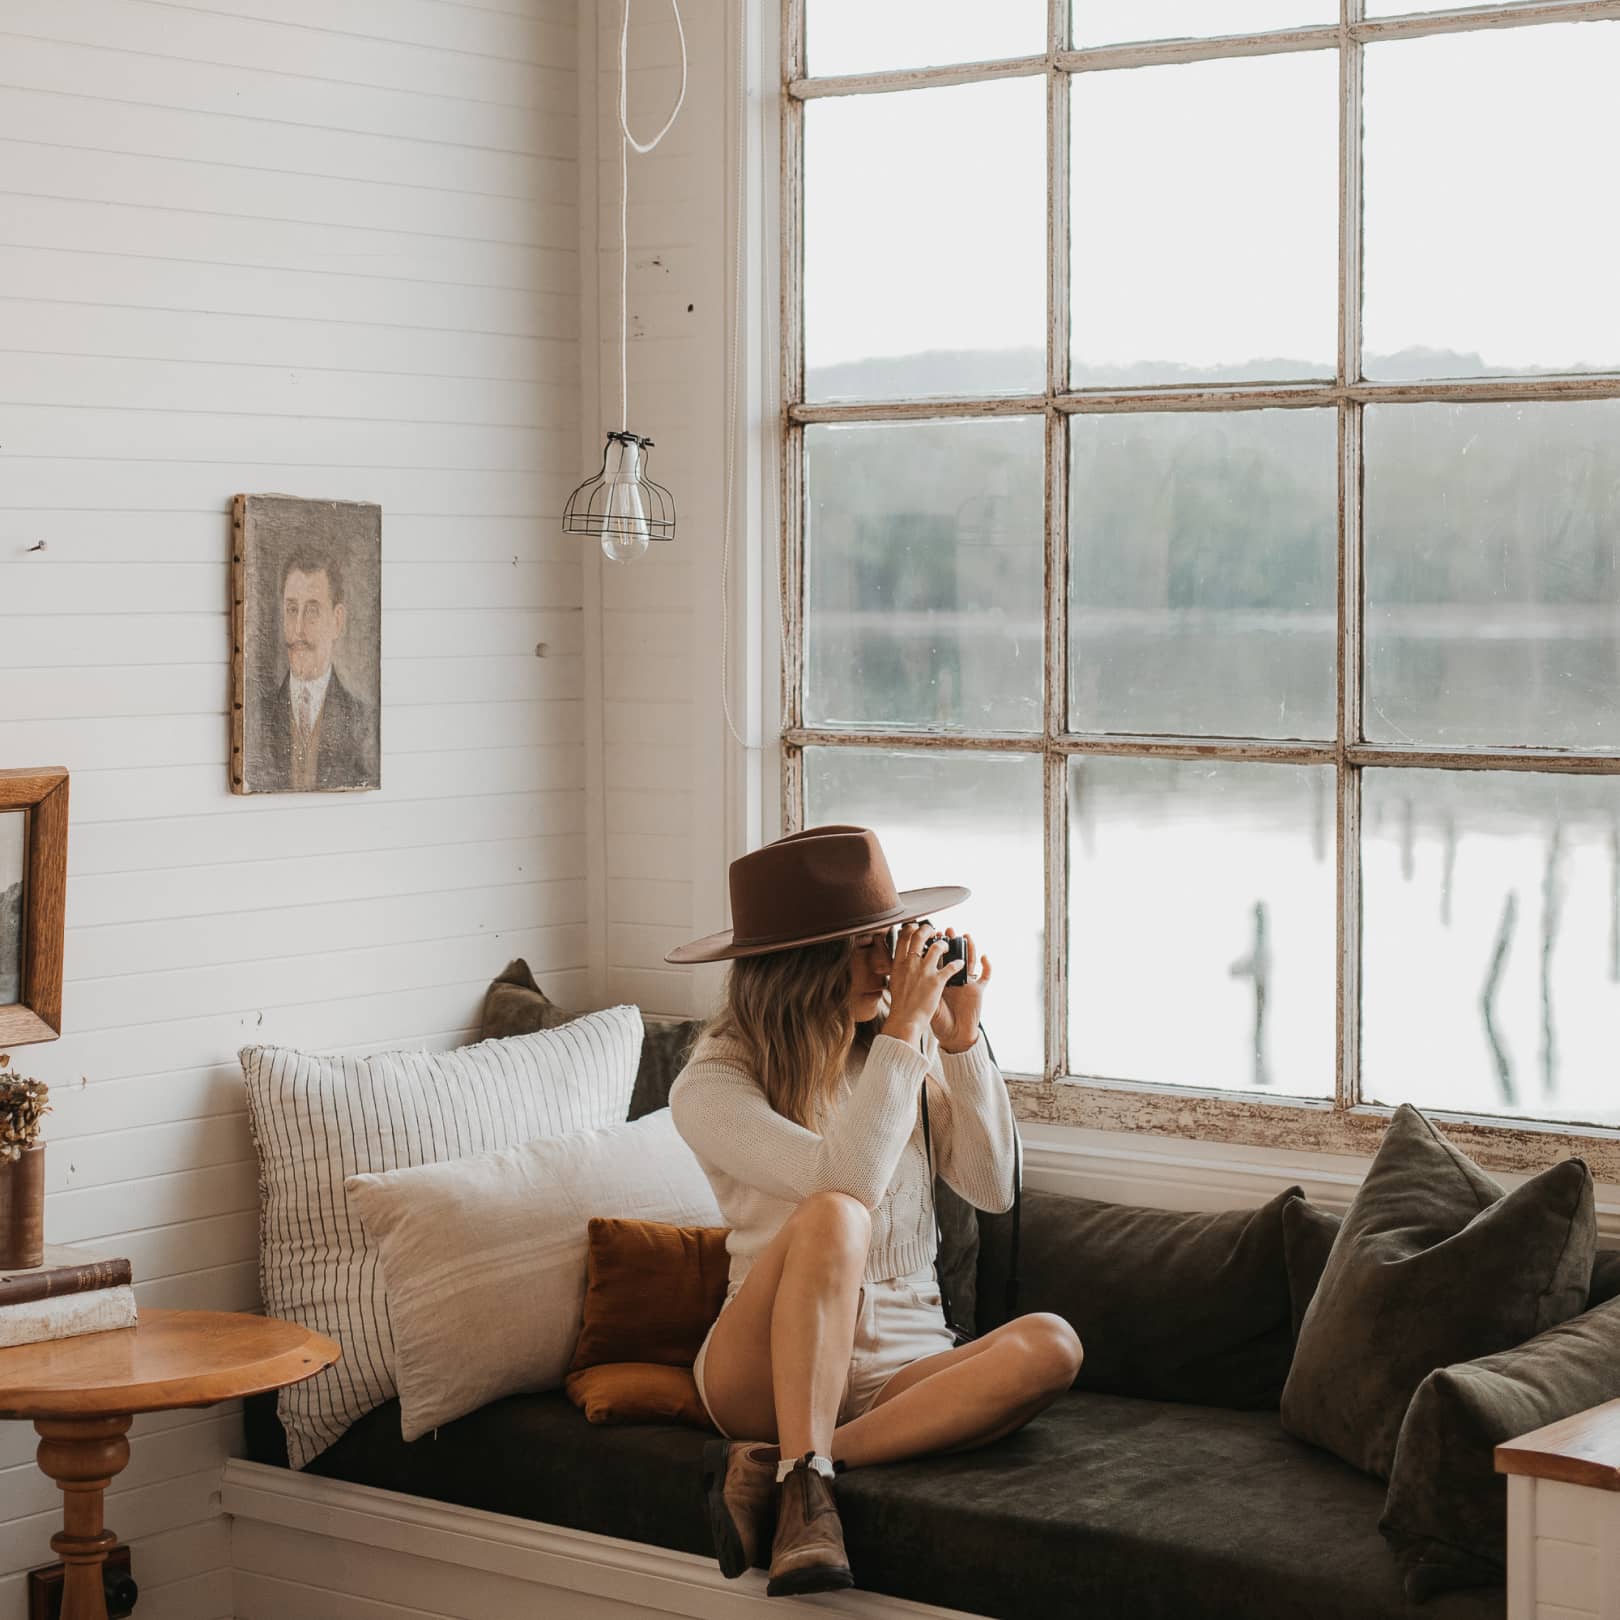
[1505,1474,1620,1620]
[222,1459,979,1620]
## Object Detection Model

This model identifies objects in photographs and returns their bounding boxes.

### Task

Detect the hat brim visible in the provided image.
[663,885,971,965]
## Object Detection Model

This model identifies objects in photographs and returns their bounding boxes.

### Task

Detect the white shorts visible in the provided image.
[691,1266,958,1440]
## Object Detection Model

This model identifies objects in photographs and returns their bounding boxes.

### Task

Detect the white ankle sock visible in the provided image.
[776,1453,835,1483]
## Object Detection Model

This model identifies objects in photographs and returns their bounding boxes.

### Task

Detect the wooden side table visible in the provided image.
[1497,1399,1620,1619]
[0,1308,339,1620]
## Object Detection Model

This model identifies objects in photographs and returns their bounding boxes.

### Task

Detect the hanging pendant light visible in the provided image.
[563,430,675,562]
[563,0,687,564]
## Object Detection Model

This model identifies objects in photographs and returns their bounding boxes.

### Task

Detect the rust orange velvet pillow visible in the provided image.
[564,1362,713,1428]
[565,1217,731,1428]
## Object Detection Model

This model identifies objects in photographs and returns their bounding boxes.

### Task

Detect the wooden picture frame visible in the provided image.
[0,768,69,1047]
[231,494,382,796]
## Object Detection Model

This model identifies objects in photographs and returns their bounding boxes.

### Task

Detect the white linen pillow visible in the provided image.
[239,1006,642,1469]
[346,1108,723,1441]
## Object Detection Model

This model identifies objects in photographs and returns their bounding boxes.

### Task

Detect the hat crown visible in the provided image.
[728,826,901,951]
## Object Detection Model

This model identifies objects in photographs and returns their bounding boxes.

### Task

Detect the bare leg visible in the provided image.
[828,1313,1082,1469]
[699,1190,871,1458]
[701,1193,1080,1471]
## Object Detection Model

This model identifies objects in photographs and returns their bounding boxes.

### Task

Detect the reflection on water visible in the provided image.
[1481,891,1518,1110]
[1228,900,1273,1090]
[1068,757,1337,1100]
[1360,770,1615,1127]
[808,749,1620,1127]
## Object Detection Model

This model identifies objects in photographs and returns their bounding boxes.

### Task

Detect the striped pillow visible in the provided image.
[240,1006,643,1469]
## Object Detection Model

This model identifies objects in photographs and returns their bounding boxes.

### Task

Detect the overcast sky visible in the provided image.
[803,15,1620,378]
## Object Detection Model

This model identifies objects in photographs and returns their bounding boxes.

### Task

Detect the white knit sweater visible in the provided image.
[668,1027,1017,1288]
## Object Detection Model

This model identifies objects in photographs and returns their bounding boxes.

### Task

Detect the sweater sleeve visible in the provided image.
[924,1033,1018,1214]
[669,1033,933,1210]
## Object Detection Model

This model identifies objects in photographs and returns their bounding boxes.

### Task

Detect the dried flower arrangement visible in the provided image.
[0,1054,49,1164]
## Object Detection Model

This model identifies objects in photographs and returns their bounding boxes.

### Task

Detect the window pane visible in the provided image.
[1070,409,1337,739]
[1068,757,1335,1096]
[1361,769,1620,1128]
[1072,0,1335,49]
[1364,401,1620,752]
[806,418,1044,735]
[805,79,1046,401]
[1071,52,1337,387]
[808,0,1044,77]
[1363,25,1620,380]
[804,747,1045,1074]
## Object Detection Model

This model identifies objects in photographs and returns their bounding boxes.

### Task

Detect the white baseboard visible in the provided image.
[223,1460,980,1620]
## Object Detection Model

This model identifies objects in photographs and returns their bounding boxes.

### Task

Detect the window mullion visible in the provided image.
[1046,0,1070,1085]
[1045,411,1069,1086]
[1337,0,1366,1114]
[782,0,806,836]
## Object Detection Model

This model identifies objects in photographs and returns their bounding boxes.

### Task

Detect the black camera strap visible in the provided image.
[920,1024,1022,1343]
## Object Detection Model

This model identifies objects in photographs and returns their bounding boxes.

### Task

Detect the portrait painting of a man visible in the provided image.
[233,495,381,795]
[0,810,23,1006]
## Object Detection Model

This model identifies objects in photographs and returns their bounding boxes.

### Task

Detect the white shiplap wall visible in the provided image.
[0,3,585,1615]
[582,0,738,1020]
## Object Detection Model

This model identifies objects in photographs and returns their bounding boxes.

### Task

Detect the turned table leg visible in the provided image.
[33,1415,132,1620]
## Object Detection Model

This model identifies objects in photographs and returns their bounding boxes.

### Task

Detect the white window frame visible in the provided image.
[776,0,1620,1180]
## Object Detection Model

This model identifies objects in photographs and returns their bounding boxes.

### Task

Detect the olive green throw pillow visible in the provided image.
[977,1185,1302,1408]
[1288,1203,1619,1321]
[1380,1291,1620,1600]
[1279,1105,1596,1480]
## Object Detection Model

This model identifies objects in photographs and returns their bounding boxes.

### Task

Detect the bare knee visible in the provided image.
[1014,1313,1083,1395]
[789,1190,871,1265]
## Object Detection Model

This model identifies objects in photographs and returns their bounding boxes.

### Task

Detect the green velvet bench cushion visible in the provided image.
[247,1389,1505,1620]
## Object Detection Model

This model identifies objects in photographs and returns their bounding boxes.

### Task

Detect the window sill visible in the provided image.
[1007,1074,1620,1188]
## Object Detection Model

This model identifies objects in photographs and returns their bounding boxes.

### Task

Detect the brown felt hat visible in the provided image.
[664,825,969,965]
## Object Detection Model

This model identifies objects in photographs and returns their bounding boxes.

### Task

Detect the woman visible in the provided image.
[666,826,1083,1598]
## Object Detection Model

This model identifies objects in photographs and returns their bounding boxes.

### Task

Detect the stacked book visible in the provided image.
[0,1245,136,1347]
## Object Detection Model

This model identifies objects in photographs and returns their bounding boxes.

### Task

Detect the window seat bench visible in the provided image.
[228,1388,1506,1620]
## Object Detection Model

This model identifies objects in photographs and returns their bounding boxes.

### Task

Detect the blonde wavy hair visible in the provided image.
[707,937,885,1129]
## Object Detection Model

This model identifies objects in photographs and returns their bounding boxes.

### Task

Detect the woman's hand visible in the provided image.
[931,928,991,1055]
[883,920,954,1048]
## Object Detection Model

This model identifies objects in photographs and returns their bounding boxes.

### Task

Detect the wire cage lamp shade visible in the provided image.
[562,430,676,564]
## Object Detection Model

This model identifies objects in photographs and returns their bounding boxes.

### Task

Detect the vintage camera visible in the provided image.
[892,923,969,988]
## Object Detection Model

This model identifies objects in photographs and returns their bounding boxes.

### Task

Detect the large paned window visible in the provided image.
[780,0,1620,1175]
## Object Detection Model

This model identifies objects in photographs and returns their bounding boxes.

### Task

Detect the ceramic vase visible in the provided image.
[0,1143,45,1269]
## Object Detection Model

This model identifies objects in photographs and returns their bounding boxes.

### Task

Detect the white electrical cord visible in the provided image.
[719,0,750,750]
[616,0,688,431]
[617,0,753,751]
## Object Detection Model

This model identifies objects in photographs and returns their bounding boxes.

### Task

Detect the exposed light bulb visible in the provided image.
[601,447,651,564]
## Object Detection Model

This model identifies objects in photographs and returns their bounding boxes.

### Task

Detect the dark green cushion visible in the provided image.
[933,1176,980,1335]
[1280,1105,1596,1480]
[1589,1246,1620,1307]
[1381,1291,1620,1600]
[978,1186,1302,1409]
[479,957,573,1039]
[1281,1194,1343,1338]
[476,957,702,1122]
[299,1389,1505,1620]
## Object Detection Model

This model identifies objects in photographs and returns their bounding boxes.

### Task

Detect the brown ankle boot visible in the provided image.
[701,1440,780,1579]
[766,1453,853,1598]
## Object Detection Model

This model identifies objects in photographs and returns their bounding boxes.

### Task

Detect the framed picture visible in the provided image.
[232,493,382,796]
[0,768,69,1047]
